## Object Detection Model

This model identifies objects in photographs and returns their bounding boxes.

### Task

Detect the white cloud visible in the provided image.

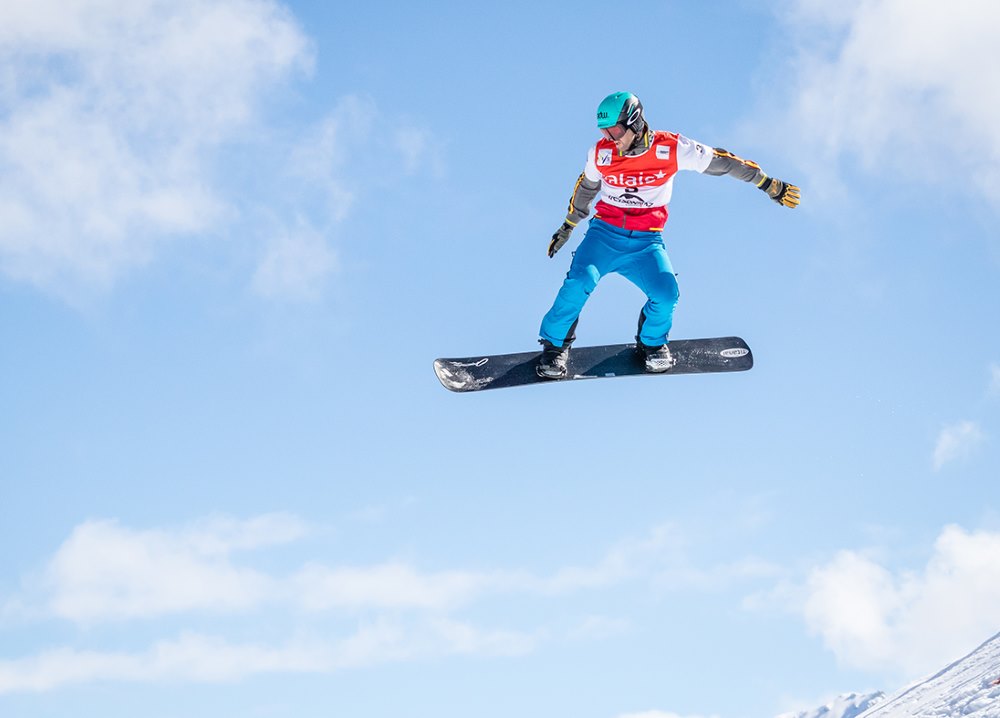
[0,620,537,695]
[932,421,985,470]
[6,518,774,625]
[775,1,1000,205]
[39,513,306,623]
[280,94,434,216]
[0,5,443,303]
[0,632,329,694]
[288,524,712,614]
[797,525,1000,676]
[251,223,338,301]
[538,526,671,593]
[290,524,695,611]
[544,524,782,595]
[0,515,775,693]
[246,94,443,301]
[0,0,312,295]
[801,551,902,669]
[292,562,518,612]
[285,98,367,221]
[8,515,571,625]
[292,524,778,613]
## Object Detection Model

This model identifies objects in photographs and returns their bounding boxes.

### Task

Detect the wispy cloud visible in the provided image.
[247,93,440,302]
[0,514,775,694]
[772,1,1000,206]
[37,514,307,623]
[0,632,330,694]
[932,421,985,470]
[791,525,1000,677]
[291,562,520,612]
[0,0,312,296]
[393,126,444,177]
[251,222,338,301]
[989,363,1000,396]
[0,4,440,304]
[0,620,536,694]
[9,520,689,622]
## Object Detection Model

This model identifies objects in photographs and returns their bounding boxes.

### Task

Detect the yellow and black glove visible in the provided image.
[548,221,575,258]
[758,176,801,208]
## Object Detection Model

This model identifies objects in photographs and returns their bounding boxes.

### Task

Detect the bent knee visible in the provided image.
[565,265,601,295]
[648,274,680,304]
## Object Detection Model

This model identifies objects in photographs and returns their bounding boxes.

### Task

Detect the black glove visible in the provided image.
[548,221,575,258]
[758,177,800,208]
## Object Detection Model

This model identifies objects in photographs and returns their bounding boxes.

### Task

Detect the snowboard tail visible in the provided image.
[433,336,753,393]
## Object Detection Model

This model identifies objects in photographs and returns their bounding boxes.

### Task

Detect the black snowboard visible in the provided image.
[433,336,753,393]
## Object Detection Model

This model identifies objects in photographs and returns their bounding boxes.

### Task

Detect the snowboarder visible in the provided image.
[537,91,799,379]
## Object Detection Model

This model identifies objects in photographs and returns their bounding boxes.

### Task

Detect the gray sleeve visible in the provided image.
[704,148,768,186]
[564,173,601,227]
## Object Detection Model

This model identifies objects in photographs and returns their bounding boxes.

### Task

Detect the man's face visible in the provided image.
[601,123,636,151]
[613,128,636,152]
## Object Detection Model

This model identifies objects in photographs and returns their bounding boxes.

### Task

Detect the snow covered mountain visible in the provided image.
[778,692,885,718]
[862,631,1000,718]
[781,632,1000,718]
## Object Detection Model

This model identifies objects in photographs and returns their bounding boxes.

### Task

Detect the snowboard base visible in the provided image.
[433,336,753,393]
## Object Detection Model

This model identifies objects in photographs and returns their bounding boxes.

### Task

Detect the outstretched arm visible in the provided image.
[706,148,800,208]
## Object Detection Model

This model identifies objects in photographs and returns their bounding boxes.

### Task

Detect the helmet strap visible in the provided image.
[626,121,649,152]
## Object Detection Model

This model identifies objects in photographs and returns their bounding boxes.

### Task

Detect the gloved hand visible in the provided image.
[548,221,575,258]
[758,177,801,208]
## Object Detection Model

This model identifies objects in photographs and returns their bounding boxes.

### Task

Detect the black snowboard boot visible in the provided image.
[637,341,675,373]
[536,340,570,379]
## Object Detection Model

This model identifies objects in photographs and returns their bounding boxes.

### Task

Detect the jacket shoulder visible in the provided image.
[651,130,679,143]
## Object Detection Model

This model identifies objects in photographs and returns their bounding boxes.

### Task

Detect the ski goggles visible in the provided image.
[600,123,629,141]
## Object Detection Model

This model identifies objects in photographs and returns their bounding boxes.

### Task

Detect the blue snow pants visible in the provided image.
[539,218,679,348]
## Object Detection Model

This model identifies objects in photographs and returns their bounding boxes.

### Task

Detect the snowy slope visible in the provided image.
[860,631,1000,718]
[782,632,1000,718]
[778,692,885,718]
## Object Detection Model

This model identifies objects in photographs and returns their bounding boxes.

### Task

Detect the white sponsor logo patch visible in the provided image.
[656,145,671,160]
[720,347,749,358]
[597,149,613,166]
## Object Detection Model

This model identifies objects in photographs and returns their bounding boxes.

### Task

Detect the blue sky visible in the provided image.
[2,1,1000,717]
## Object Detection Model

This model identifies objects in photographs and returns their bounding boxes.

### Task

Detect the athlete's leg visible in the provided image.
[538,222,616,347]
[617,241,679,347]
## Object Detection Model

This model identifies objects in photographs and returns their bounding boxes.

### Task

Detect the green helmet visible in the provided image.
[596,91,645,135]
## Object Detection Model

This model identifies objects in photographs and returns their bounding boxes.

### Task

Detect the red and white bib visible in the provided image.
[584,131,713,231]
